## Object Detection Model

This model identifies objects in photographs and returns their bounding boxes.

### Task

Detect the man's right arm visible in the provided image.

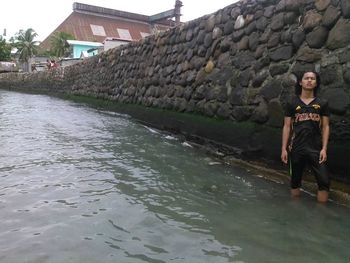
[281,117,292,164]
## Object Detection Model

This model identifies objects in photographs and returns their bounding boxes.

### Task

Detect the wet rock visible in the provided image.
[253,56,271,71]
[174,97,187,112]
[281,26,295,43]
[284,12,298,25]
[216,103,232,119]
[216,12,223,24]
[205,60,215,73]
[270,63,290,76]
[223,21,235,35]
[212,27,223,39]
[186,49,194,61]
[195,69,207,85]
[196,30,206,45]
[267,32,281,48]
[292,29,306,48]
[256,16,268,31]
[232,29,245,42]
[232,52,256,70]
[239,68,252,87]
[269,45,294,61]
[232,106,253,121]
[323,88,350,115]
[285,0,305,11]
[267,98,284,127]
[249,32,260,51]
[344,69,350,84]
[315,0,331,11]
[229,86,247,105]
[275,0,286,12]
[204,33,213,48]
[303,10,323,32]
[264,6,275,18]
[306,26,329,48]
[237,36,250,50]
[206,15,216,32]
[320,64,343,85]
[220,37,232,52]
[192,85,207,100]
[322,5,341,28]
[215,52,229,69]
[338,49,350,63]
[197,46,208,57]
[234,15,245,30]
[245,21,257,35]
[186,70,196,85]
[321,54,340,67]
[259,28,272,43]
[203,101,218,117]
[254,45,266,59]
[251,99,269,123]
[207,85,228,102]
[341,0,350,18]
[260,79,283,101]
[271,13,285,31]
[296,47,323,62]
[231,7,242,19]
[252,69,269,88]
[185,29,193,42]
[326,18,350,49]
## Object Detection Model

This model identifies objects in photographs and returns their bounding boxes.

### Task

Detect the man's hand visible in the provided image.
[281,149,288,164]
[319,148,327,163]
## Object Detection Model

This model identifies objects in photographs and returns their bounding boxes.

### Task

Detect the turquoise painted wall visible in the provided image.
[72,44,99,58]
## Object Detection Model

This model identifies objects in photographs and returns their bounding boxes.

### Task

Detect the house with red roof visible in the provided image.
[40,1,182,57]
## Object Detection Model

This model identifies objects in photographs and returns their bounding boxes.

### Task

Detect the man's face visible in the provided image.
[300,72,317,91]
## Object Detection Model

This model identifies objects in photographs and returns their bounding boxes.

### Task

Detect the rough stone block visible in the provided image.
[269,45,294,61]
[323,88,350,114]
[306,26,329,48]
[322,5,341,28]
[326,18,350,49]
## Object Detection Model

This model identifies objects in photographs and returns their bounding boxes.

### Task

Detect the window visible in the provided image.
[117,28,132,40]
[90,25,106,36]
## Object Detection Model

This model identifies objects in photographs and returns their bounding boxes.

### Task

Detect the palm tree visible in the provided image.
[12,28,39,72]
[0,35,11,61]
[50,31,75,58]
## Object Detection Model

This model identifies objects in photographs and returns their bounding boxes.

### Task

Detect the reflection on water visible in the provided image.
[0,90,349,263]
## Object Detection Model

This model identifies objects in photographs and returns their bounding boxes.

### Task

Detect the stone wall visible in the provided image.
[1,0,350,183]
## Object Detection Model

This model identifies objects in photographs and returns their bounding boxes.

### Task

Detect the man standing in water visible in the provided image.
[281,71,330,202]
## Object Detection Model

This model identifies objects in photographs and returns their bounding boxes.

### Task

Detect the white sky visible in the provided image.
[0,0,239,42]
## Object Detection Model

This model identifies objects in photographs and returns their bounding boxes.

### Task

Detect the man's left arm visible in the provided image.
[319,116,330,164]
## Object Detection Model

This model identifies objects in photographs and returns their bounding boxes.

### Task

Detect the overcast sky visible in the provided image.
[0,0,239,41]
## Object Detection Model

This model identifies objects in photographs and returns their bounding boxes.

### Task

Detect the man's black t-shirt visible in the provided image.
[284,96,330,152]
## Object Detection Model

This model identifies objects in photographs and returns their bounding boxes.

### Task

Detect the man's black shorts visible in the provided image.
[289,148,330,191]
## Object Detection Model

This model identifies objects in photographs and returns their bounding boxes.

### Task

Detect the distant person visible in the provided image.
[51,60,59,68]
[281,71,330,203]
[31,64,37,72]
[46,59,51,70]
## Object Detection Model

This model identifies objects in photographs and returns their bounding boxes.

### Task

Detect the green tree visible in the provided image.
[12,28,39,71]
[0,35,11,61]
[50,31,75,58]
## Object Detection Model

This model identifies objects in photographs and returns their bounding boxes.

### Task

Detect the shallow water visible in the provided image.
[0,90,349,263]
